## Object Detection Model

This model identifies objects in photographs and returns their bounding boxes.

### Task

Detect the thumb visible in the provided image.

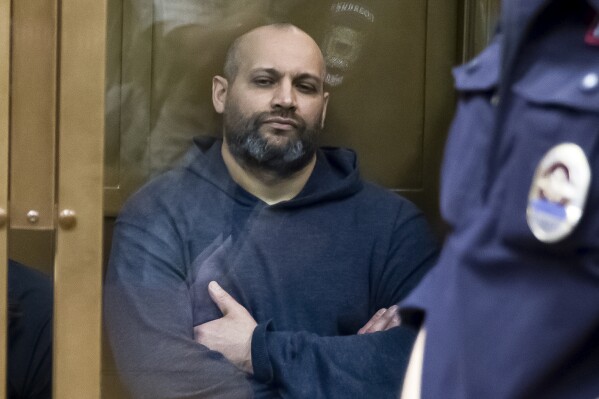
[208,281,237,315]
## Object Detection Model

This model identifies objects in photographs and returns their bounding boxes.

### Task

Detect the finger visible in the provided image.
[365,305,400,334]
[377,305,400,331]
[365,309,393,333]
[386,308,401,329]
[358,308,387,334]
[208,281,238,315]
[358,308,387,335]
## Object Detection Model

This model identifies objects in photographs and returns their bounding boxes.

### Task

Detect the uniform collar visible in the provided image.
[499,0,545,89]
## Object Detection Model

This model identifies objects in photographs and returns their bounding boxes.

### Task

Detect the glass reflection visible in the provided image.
[102,1,454,397]
[105,0,425,201]
[321,3,374,87]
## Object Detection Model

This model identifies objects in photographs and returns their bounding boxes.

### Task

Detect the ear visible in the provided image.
[320,92,330,129]
[212,75,228,114]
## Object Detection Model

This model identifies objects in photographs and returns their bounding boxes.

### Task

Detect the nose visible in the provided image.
[271,79,296,111]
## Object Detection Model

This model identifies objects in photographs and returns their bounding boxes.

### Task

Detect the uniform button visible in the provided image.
[580,72,598,92]
[466,58,480,73]
[490,93,500,106]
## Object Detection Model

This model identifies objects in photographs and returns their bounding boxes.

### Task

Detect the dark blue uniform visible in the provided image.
[404,0,599,397]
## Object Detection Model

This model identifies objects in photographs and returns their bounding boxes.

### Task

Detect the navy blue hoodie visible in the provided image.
[104,137,437,398]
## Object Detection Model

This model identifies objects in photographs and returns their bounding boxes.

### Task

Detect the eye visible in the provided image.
[296,82,317,93]
[253,77,274,87]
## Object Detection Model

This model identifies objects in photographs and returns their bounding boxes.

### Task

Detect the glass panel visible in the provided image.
[105,0,429,213]
[103,1,451,398]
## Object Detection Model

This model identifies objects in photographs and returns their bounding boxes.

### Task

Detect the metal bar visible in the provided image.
[0,0,9,395]
[461,0,501,61]
[423,0,460,236]
[53,0,107,397]
[9,0,57,230]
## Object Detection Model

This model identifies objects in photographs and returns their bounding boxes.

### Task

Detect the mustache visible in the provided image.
[254,111,306,129]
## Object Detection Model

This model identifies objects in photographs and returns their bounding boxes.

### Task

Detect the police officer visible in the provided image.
[401,0,599,397]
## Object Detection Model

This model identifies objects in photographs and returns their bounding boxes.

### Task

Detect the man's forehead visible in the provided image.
[240,24,312,47]
[236,26,325,77]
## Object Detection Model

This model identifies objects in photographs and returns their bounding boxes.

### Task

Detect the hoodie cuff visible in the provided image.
[251,321,274,384]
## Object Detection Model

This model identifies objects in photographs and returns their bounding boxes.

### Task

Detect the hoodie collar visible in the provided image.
[183,137,363,208]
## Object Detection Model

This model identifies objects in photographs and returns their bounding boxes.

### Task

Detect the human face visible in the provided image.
[213,26,329,177]
[221,98,321,178]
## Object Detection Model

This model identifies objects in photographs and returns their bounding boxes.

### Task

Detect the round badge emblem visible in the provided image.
[526,143,591,243]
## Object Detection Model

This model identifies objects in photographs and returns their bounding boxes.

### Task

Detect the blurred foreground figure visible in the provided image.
[402,0,599,398]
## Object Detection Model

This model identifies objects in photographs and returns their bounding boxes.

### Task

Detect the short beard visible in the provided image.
[224,106,320,179]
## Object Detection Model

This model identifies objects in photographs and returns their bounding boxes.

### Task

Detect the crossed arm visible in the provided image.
[194,281,401,374]
[107,199,437,398]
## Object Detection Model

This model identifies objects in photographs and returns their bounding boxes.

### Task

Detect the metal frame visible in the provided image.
[419,0,461,235]
[9,0,58,230]
[0,0,9,397]
[461,0,501,62]
[104,0,154,215]
[54,0,107,397]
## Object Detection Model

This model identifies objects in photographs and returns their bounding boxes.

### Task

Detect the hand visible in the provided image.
[357,305,401,335]
[194,281,257,374]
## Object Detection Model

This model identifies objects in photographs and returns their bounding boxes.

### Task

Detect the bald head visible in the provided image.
[212,23,330,182]
[223,24,326,83]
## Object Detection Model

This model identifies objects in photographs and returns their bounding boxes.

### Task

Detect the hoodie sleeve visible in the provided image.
[103,211,253,399]
[251,323,418,399]
[250,207,438,399]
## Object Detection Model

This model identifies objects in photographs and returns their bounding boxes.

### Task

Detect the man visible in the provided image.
[401,0,599,398]
[104,23,437,398]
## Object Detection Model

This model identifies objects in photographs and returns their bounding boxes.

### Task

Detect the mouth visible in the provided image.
[262,117,299,131]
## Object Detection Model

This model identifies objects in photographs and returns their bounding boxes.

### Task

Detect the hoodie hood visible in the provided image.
[182,136,363,208]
